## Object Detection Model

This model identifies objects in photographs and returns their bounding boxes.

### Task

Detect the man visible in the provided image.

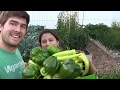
[0,11,30,79]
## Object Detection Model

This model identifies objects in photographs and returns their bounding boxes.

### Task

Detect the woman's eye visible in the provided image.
[42,41,46,43]
[49,39,54,42]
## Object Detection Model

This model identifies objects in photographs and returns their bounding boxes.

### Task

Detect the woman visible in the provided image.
[38,29,59,48]
[25,29,60,67]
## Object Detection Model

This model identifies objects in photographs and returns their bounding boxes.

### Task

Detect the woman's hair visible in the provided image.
[38,29,59,46]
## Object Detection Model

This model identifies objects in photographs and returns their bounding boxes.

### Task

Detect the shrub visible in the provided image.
[56,11,88,51]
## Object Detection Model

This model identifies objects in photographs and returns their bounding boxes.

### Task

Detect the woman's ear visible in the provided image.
[57,41,60,47]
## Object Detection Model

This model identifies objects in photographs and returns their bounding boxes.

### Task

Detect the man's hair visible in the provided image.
[0,11,2,14]
[0,11,30,26]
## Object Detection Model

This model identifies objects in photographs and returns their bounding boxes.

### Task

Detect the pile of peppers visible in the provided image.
[22,44,90,79]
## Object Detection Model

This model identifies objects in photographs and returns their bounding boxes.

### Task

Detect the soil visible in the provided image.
[87,39,120,74]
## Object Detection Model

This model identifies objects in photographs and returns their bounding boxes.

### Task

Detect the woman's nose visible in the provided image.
[46,41,51,46]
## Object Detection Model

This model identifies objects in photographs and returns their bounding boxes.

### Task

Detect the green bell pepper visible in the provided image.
[22,60,40,79]
[47,44,61,55]
[43,56,61,75]
[58,59,81,79]
[30,46,49,66]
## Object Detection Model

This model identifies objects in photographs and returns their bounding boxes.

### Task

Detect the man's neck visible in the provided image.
[0,39,16,52]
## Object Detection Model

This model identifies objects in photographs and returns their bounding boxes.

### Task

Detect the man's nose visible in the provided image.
[15,26,21,32]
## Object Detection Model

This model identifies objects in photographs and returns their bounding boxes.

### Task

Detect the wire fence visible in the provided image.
[29,20,58,29]
[27,11,120,29]
[1,11,120,29]
[29,19,120,29]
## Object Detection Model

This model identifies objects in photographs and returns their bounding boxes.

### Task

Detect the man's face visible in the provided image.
[0,16,27,47]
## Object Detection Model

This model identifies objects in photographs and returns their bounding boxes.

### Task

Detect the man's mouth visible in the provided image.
[11,35,21,41]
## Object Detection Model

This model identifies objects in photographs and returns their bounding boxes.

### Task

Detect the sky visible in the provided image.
[27,11,120,29]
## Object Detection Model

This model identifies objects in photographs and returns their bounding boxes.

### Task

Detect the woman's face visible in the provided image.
[41,33,59,48]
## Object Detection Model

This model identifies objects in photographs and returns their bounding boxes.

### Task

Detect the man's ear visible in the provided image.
[0,24,3,32]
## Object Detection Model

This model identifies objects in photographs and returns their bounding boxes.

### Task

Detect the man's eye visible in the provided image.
[21,25,27,30]
[10,23,17,26]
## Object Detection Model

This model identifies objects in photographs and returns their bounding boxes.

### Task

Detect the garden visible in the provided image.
[18,12,120,79]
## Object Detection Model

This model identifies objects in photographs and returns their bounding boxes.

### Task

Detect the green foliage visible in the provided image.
[103,29,120,51]
[84,23,120,52]
[57,11,88,50]
[68,28,88,50]
[18,25,45,62]
[84,23,110,40]
[98,69,120,79]
[111,21,120,30]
